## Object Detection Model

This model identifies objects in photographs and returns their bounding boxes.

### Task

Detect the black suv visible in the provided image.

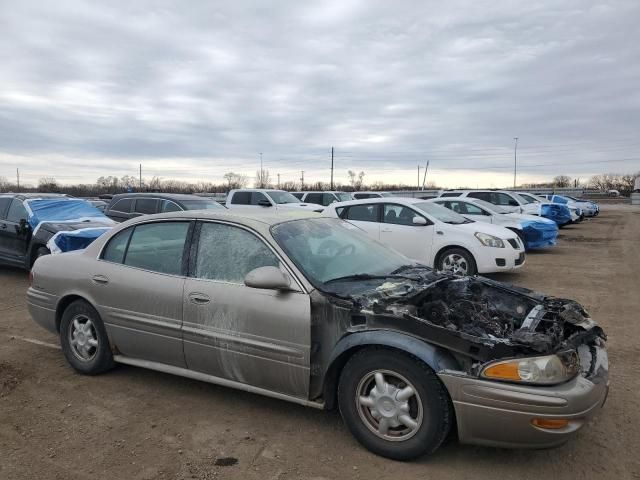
[0,193,108,269]
[104,193,225,222]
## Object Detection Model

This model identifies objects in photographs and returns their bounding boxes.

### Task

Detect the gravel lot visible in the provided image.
[1,204,639,480]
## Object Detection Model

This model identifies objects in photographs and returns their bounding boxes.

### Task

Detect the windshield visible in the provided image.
[472,199,510,214]
[414,202,470,224]
[181,200,225,210]
[267,191,301,204]
[271,218,409,285]
[336,192,353,201]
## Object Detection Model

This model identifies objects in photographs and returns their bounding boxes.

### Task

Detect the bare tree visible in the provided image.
[280,180,299,191]
[120,175,138,191]
[254,169,272,188]
[553,175,572,188]
[223,172,249,190]
[38,176,59,192]
[348,170,366,190]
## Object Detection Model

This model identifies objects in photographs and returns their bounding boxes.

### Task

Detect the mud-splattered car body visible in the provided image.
[27,212,609,456]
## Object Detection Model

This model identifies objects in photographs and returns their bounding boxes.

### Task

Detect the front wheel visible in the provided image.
[338,348,453,460]
[60,300,114,375]
[436,248,477,275]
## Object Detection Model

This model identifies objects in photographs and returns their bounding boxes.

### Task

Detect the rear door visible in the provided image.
[182,221,310,397]
[379,203,434,263]
[341,203,381,239]
[90,220,192,366]
[132,198,160,217]
[106,197,134,222]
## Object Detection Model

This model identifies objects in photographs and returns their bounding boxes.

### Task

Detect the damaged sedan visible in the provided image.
[27,212,608,460]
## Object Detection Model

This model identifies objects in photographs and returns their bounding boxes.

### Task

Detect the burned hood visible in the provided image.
[323,268,605,361]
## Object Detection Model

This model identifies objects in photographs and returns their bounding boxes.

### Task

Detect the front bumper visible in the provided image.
[438,350,608,448]
[474,245,525,274]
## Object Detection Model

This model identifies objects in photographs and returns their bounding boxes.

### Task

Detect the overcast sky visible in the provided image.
[1,0,639,188]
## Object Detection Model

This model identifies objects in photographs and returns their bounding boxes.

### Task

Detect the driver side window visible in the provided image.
[194,222,279,283]
[7,199,28,223]
[383,204,420,226]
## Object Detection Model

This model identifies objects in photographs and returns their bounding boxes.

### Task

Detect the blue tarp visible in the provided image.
[540,203,572,226]
[521,219,558,249]
[24,198,114,253]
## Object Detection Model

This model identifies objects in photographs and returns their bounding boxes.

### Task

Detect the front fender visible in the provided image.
[329,330,460,372]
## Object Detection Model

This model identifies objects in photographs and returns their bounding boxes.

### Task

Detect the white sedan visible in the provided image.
[324,198,525,275]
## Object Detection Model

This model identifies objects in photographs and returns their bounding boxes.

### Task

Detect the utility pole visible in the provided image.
[330,146,334,190]
[16,168,20,191]
[513,137,519,188]
[300,170,305,190]
[422,161,429,190]
[417,165,421,190]
[259,152,263,188]
[139,164,142,189]
[277,173,281,189]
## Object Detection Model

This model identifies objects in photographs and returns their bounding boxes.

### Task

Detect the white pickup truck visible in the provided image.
[225,189,324,212]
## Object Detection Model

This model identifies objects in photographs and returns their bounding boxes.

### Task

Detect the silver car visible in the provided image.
[27,211,609,460]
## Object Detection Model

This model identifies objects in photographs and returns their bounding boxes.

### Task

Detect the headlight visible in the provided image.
[481,352,580,385]
[474,232,505,248]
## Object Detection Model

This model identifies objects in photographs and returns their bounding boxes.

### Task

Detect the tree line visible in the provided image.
[0,170,638,196]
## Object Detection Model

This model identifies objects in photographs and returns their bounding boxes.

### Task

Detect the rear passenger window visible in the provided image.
[231,192,251,205]
[305,193,323,205]
[195,223,279,283]
[102,228,133,264]
[124,222,189,275]
[467,192,490,201]
[135,198,159,214]
[110,198,133,213]
[345,204,380,222]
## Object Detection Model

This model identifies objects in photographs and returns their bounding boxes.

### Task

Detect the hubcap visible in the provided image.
[442,253,469,275]
[68,314,98,361]
[355,370,423,442]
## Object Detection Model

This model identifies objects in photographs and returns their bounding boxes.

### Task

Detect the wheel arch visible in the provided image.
[321,331,460,410]
[433,244,476,270]
[55,294,98,333]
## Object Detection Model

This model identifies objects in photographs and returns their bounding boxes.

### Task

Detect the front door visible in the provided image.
[379,204,434,264]
[182,221,311,398]
[0,199,30,263]
[90,221,191,367]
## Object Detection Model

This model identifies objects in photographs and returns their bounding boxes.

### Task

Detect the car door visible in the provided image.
[182,221,311,398]
[90,220,192,367]
[0,197,16,261]
[132,198,160,217]
[379,204,434,263]
[0,199,30,262]
[106,197,134,222]
[341,203,381,239]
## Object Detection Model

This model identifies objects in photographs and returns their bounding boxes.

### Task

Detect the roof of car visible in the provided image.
[109,193,213,201]
[120,209,321,229]
[328,197,424,207]
[0,193,68,200]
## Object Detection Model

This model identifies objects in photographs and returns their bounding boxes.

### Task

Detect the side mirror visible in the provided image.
[244,266,292,290]
[257,199,272,207]
[412,216,427,225]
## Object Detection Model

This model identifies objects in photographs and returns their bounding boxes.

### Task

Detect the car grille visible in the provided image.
[507,238,519,249]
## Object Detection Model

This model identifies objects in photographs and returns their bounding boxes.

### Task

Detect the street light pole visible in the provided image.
[259,152,263,188]
[513,137,519,188]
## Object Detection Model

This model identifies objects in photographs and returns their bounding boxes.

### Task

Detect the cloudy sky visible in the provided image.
[1,0,639,188]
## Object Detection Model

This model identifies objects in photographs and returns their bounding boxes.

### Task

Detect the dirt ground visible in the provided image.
[1,204,639,480]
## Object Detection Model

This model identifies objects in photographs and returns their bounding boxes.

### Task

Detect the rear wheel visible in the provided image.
[338,348,453,460]
[60,300,114,375]
[437,248,477,275]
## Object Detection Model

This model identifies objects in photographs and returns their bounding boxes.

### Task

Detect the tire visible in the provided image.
[337,348,453,460]
[59,300,114,375]
[436,247,477,276]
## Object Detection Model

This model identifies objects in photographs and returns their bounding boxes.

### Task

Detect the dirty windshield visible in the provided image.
[271,218,411,286]
[266,191,301,204]
[414,202,470,224]
[472,199,510,214]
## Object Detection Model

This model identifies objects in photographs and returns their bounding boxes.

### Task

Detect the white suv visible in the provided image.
[292,191,353,206]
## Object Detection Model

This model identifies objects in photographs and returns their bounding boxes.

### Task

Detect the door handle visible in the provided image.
[92,275,109,285]
[381,228,392,232]
[189,292,210,305]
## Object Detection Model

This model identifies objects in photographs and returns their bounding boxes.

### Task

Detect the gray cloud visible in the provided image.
[0,0,639,186]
